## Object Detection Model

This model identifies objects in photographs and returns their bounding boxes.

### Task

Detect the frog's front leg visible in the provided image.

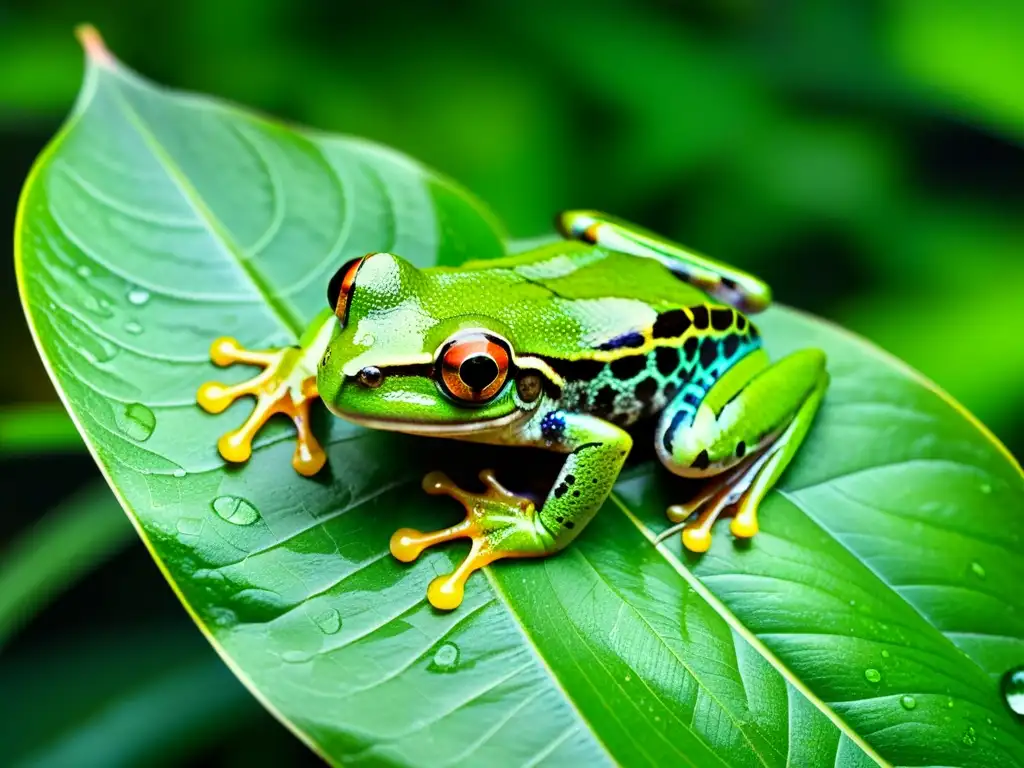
[390,414,632,611]
[656,348,828,551]
[196,309,336,476]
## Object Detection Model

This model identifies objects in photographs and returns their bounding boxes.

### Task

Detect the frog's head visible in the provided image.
[316,252,546,437]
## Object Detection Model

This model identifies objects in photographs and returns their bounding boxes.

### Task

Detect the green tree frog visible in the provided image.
[197,212,828,610]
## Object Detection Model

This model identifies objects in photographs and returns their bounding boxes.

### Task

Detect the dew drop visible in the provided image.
[864,668,882,683]
[947,698,955,708]
[282,650,312,664]
[429,642,460,673]
[1001,666,1024,715]
[212,495,260,526]
[173,467,187,478]
[900,695,916,710]
[176,517,202,536]
[981,483,992,494]
[127,288,150,306]
[80,293,113,318]
[962,725,977,747]
[970,561,986,579]
[313,608,342,635]
[114,402,155,442]
[881,649,891,659]
[125,321,143,335]
[76,264,92,278]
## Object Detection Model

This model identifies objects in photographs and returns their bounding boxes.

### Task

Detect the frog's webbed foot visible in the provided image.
[196,337,325,476]
[391,470,549,611]
[659,453,771,552]
[659,361,828,552]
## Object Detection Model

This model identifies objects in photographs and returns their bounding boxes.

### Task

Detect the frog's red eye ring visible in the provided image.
[327,255,367,324]
[438,333,511,404]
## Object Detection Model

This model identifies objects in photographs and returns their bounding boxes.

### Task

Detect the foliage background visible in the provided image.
[1,1,1021,765]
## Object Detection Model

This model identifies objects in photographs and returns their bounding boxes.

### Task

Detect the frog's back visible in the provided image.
[424,242,762,426]
[425,242,747,359]
[459,241,707,308]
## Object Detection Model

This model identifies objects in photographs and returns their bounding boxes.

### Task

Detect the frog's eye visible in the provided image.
[437,333,511,404]
[327,256,367,324]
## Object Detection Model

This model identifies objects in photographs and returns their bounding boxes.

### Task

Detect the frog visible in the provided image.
[197,211,828,611]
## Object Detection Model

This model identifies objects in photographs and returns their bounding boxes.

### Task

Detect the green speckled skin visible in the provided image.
[223,212,829,607]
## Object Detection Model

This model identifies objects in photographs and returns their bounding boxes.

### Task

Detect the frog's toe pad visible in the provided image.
[661,467,762,553]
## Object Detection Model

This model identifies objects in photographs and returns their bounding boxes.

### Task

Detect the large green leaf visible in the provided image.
[15,29,1024,767]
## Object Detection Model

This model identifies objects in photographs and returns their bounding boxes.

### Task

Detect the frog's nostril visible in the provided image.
[357,366,384,388]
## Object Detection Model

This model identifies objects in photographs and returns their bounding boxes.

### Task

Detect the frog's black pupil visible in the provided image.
[460,355,498,390]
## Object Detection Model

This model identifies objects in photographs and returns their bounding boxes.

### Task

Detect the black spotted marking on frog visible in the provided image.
[547,357,604,382]
[690,305,710,329]
[737,314,748,332]
[592,385,617,418]
[652,309,692,339]
[711,308,733,331]
[691,449,711,470]
[634,377,657,402]
[683,336,699,362]
[699,337,719,368]
[722,334,739,358]
[610,354,646,381]
[655,346,679,376]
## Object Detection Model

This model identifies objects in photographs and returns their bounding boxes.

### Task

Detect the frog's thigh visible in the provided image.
[655,349,827,551]
[656,349,826,477]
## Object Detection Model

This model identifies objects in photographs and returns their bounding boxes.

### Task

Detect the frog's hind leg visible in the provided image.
[556,210,771,313]
[656,348,828,551]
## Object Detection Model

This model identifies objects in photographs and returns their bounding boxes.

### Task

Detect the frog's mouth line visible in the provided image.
[334,408,525,437]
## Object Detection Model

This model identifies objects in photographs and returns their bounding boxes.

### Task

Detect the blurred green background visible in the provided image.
[1,1,1021,765]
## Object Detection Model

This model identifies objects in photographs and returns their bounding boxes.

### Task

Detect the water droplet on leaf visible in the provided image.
[127,288,150,305]
[981,483,992,494]
[212,495,260,525]
[76,265,92,278]
[962,726,977,747]
[313,608,342,635]
[900,695,916,710]
[173,467,186,478]
[970,562,986,579]
[177,517,202,536]
[881,649,891,659]
[429,642,460,673]
[1001,666,1024,715]
[864,668,882,683]
[114,402,155,442]
[125,321,143,335]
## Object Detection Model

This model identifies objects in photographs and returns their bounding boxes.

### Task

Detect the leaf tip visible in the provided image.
[74,24,116,69]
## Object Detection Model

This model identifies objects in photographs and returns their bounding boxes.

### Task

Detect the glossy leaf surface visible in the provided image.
[15,32,1023,767]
